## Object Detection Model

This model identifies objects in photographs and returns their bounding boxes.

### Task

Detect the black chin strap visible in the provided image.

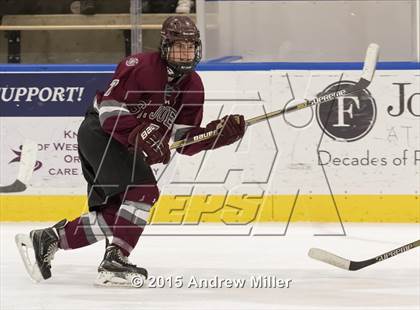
[166,66,184,83]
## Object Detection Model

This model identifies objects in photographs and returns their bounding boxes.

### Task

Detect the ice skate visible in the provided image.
[95,244,148,288]
[15,219,67,282]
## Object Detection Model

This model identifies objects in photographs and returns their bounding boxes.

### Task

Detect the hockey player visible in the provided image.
[15,16,245,287]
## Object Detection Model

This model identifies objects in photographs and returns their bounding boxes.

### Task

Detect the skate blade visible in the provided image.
[15,234,43,283]
[95,271,146,288]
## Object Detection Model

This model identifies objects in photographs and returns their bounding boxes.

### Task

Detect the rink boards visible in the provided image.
[0,63,419,222]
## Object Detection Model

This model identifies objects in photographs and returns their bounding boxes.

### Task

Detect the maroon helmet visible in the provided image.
[160,16,202,76]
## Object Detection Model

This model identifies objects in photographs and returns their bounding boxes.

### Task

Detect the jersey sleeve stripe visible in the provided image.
[99,106,130,114]
[99,110,131,126]
[98,99,130,111]
[97,99,132,126]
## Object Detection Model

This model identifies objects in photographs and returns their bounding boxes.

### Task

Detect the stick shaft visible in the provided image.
[245,100,310,126]
[170,88,347,150]
[171,43,379,150]
[353,239,420,270]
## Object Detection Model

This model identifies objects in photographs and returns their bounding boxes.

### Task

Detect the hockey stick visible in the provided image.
[170,43,380,150]
[0,141,38,193]
[308,239,420,271]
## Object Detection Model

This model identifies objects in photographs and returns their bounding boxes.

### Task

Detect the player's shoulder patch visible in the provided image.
[125,57,139,67]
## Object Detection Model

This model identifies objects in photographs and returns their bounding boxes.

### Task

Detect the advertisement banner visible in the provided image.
[1,72,111,116]
[0,66,418,222]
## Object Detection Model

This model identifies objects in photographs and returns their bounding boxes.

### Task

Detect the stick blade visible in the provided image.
[361,43,380,82]
[308,248,351,270]
[0,179,27,193]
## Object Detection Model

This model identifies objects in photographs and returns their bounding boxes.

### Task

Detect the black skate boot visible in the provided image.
[15,219,67,282]
[95,243,148,287]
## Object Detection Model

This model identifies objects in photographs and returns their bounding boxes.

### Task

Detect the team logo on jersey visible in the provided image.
[127,100,150,114]
[316,81,377,142]
[125,57,139,67]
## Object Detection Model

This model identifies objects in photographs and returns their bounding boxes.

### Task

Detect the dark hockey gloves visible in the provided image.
[128,123,170,165]
[206,115,246,149]
[177,114,246,156]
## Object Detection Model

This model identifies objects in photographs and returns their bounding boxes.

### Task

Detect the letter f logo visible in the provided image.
[333,96,361,127]
[316,81,376,142]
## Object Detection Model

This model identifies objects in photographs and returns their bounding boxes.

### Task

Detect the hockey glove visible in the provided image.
[177,114,245,156]
[206,115,245,148]
[128,123,171,165]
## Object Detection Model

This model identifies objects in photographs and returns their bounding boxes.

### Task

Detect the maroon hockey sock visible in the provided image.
[58,185,158,254]
[58,210,113,250]
[57,203,150,255]
[107,186,158,256]
[109,203,149,256]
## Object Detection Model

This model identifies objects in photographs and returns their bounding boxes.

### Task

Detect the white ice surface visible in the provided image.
[1,222,419,310]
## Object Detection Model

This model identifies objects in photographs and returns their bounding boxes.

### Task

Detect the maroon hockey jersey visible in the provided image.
[95,52,204,153]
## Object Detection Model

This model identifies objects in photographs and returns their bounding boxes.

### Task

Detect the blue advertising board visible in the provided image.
[0,71,113,117]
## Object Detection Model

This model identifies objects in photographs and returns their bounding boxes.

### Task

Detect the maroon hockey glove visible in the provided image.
[208,115,245,148]
[128,123,170,165]
[177,114,246,156]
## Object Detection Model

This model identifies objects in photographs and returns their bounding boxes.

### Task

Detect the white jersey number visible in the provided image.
[104,79,120,97]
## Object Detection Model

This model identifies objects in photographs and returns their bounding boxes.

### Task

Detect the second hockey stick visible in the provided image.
[308,239,420,271]
[170,43,380,150]
[0,141,38,193]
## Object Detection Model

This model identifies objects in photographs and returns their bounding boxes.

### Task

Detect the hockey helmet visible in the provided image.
[160,16,202,75]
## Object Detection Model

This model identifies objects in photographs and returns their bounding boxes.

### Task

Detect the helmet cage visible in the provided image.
[161,37,202,75]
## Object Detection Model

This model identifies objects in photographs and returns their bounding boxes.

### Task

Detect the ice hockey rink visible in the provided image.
[1,222,419,310]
